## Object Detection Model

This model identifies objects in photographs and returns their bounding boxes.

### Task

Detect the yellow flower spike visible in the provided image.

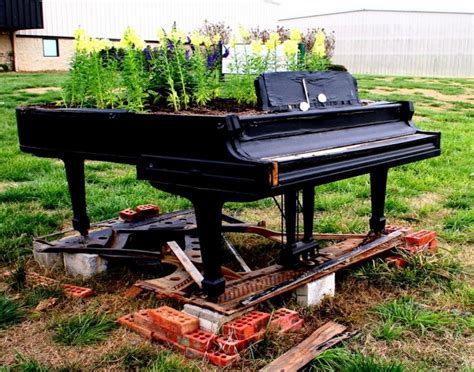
[313,30,326,57]
[239,26,250,41]
[212,34,221,44]
[265,32,280,51]
[250,39,263,54]
[156,28,166,41]
[98,38,113,51]
[120,27,145,49]
[169,29,186,43]
[190,31,204,46]
[203,36,212,48]
[229,36,238,48]
[73,27,90,52]
[282,39,298,56]
[289,28,302,42]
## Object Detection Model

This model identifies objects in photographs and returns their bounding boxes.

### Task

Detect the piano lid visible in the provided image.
[255,71,361,112]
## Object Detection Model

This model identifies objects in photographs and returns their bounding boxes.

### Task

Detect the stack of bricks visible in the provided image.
[118,306,304,367]
[383,227,438,268]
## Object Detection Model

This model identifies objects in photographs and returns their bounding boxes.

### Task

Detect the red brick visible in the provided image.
[62,284,94,298]
[206,350,240,367]
[148,306,199,336]
[384,255,408,268]
[119,208,138,221]
[117,314,153,340]
[178,329,216,352]
[428,239,438,253]
[215,330,265,355]
[222,311,270,340]
[269,308,304,333]
[124,286,143,298]
[405,230,437,252]
[135,204,160,218]
[134,310,180,343]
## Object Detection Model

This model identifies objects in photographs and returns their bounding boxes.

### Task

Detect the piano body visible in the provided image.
[16,71,441,297]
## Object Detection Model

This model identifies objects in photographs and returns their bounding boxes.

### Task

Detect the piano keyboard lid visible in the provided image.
[255,71,361,112]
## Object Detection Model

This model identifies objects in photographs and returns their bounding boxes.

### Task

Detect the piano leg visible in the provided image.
[370,168,388,233]
[302,186,315,243]
[63,158,90,236]
[302,186,318,262]
[193,198,225,298]
[282,191,298,266]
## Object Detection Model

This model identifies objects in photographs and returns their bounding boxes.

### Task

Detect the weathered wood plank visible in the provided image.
[259,321,347,372]
[167,241,204,288]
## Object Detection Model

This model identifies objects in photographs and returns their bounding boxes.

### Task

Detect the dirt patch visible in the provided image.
[0,182,17,193]
[369,87,473,104]
[408,193,443,209]
[19,87,61,94]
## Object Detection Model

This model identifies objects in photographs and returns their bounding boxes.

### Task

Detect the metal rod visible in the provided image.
[222,236,252,272]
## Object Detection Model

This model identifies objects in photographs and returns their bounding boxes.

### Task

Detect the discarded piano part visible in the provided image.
[32,207,427,314]
[17,70,441,297]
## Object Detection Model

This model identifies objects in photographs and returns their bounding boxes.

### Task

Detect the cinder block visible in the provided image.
[63,253,107,277]
[33,240,64,271]
[148,306,199,336]
[296,273,335,306]
[183,304,234,333]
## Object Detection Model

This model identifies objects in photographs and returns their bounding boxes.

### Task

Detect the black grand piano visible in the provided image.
[16,71,441,297]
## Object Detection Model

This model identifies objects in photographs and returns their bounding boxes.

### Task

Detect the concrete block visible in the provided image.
[63,253,107,277]
[33,240,64,271]
[296,273,335,306]
[183,304,236,333]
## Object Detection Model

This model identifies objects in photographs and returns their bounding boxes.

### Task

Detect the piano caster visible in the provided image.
[202,276,226,299]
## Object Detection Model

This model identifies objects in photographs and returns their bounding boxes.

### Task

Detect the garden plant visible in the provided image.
[61,23,333,112]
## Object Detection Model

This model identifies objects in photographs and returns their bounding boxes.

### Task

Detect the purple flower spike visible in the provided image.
[207,52,217,68]
[143,47,152,61]
[167,40,174,51]
[185,49,190,60]
[222,46,229,58]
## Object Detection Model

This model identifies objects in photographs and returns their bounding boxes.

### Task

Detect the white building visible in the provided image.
[279,9,474,77]
[1,1,473,76]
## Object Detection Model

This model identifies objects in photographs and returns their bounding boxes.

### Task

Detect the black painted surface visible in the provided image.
[0,0,43,30]
[16,72,442,297]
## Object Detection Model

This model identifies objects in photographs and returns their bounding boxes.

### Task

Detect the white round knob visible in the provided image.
[317,93,327,103]
[299,101,310,111]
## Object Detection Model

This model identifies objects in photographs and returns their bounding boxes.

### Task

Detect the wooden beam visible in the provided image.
[260,321,348,372]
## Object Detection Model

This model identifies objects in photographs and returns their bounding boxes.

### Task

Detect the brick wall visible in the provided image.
[0,32,13,71]
[15,37,74,71]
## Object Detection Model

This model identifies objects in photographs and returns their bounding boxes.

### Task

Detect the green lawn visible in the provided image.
[0,72,472,370]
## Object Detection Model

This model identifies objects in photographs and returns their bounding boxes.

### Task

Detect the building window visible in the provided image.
[43,38,59,57]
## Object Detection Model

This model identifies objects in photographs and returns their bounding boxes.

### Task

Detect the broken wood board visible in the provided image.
[259,321,350,372]
[137,231,404,315]
[167,241,203,288]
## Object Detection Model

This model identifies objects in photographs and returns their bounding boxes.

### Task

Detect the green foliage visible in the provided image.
[145,351,197,372]
[374,297,455,335]
[353,250,464,289]
[0,295,24,328]
[100,345,160,369]
[22,286,64,308]
[310,347,406,371]
[3,353,49,372]
[51,312,116,346]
